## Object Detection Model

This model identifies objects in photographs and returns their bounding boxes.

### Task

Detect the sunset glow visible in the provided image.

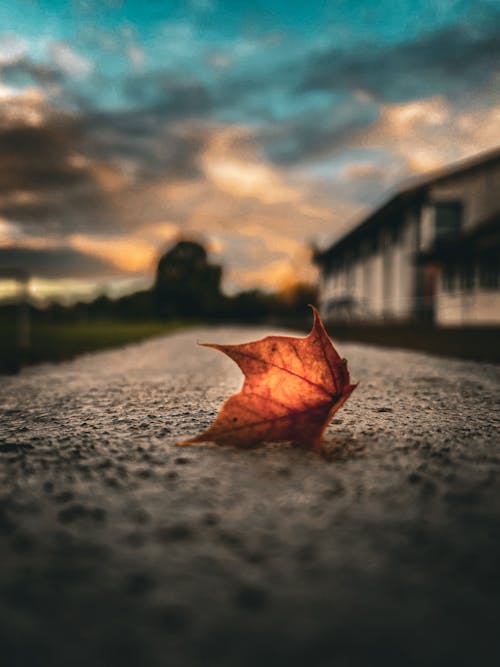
[0,1,498,301]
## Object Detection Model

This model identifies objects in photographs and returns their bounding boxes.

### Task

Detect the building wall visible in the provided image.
[320,158,500,325]
[354,261,364,307]
[419,204,434,252]
[430,162,500,325]
[372,252,385,318]
[427,161,500,235]
[396,210,419,319]
[319,210,419,322]
[436,289,500,326]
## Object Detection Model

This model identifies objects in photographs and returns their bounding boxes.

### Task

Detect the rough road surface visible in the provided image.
[1,326,499,667]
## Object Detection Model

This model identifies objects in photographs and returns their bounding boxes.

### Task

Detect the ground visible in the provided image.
[0,325,499,667]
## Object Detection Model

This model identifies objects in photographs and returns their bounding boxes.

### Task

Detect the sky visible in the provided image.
[0,0,499,302]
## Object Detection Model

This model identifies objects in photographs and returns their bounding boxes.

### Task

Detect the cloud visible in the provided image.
[237,254,316,293]
[0,83,47,124]
[110,14,500,171]
[0,245,116,278]
[0,91,346,292]
[0,34,27,65]
[299,19,500,104]
[123,74,212,118]
[0,97,208,241]
[48,42,94,78]
[200,125,300,204]
[1,58,62,90]
[136,221,179,244]
[0,120,86,190]
[68,234,157,273]
[0,217,19,240]
[0,113,115,237]
[331,161,396,205]
[264,94,380,165]
[85,110,207,181]
[356,96,500,173]
[188,0,216,12]
[127,45,145,70]
[260,16,500,167]
[2,7,499,302]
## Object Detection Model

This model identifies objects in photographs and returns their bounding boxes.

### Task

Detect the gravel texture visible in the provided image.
[0,325,499,667]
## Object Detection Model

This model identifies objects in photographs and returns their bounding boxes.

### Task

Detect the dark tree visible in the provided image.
[154,240,223,318]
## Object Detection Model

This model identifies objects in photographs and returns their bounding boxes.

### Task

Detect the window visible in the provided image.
[346,264,354,291]
[380,229,389,250]
[434,201,463,240]
[442,266,455,293]
[459,263,475,291]
[363,259,372,298]
[390,221,403,244]
[479,258,499,290]
[370,234,379,253]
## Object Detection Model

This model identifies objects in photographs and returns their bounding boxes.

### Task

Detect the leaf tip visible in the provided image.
[308,303,328,338]
[197,342,226,354]
[177,438,194,446]
[308,303,320,318]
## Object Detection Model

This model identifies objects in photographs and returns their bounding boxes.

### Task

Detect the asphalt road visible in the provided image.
[1,325,499,667]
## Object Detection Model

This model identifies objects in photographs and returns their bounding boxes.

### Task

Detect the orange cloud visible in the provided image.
[234,252,318,293]
[69,234,157,273]
[0,84,47,127]
[358,96,500,173]
[135,221,180,243]
[0,114,355,300]
[201,125,300,204]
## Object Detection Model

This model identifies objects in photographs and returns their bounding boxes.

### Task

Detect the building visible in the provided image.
[315,148,500,326]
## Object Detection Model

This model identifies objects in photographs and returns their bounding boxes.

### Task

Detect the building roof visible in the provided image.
[315,146,500,267]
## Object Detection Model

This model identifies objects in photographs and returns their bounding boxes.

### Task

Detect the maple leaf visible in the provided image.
[180,306,357,452]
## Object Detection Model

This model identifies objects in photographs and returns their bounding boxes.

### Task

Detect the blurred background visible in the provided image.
[1,0,499,372]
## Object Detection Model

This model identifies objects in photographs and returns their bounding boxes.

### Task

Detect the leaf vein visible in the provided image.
[232,349,334,399]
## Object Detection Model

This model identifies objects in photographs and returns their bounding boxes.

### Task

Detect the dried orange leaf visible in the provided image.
[180,306,356,452]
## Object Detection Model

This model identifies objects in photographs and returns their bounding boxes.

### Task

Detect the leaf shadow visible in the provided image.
[318,435,366,463]
[177,433,366,463]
